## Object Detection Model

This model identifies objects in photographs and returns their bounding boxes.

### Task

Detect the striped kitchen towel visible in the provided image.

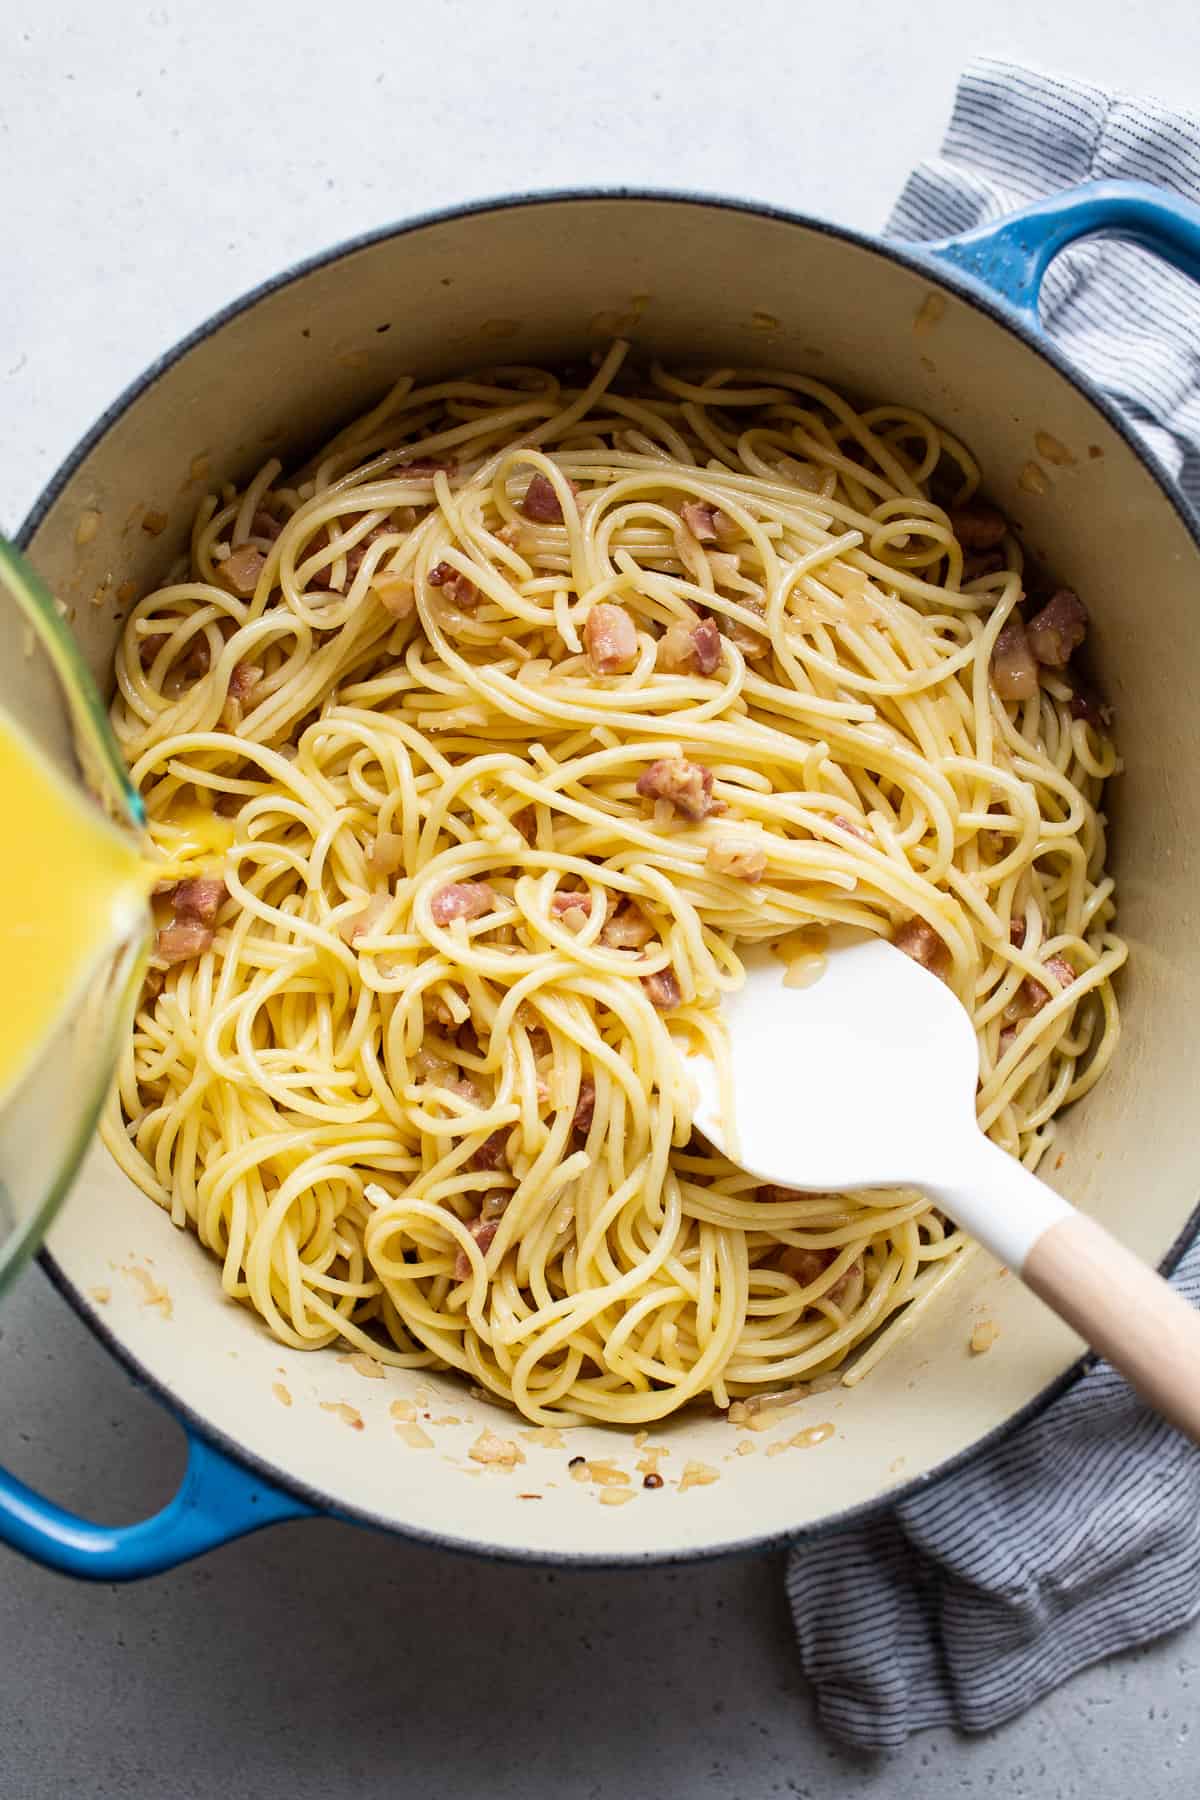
[786,58,1200,1752]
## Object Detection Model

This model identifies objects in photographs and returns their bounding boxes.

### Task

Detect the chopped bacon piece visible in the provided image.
[454,1216,500,1280]
[1043,954,1078,995]
[1003,954,1076,1023]
[414,1045,453,1083]
[681,501,736,545]
[1068,677,1112,728]
[1026,589,1088,668]
[372,572,415,619]
[635,756,724,822]
[656,620,697,674]
[950,502,1007,550]
[642,967,681,1009]
[893,917,950,978]
[962,547,1006,582]
[141,633,210,677]
[468,1130,509,1172]
[706,838,768,882]
[550,887,592,923]
[691,617,723,675]
[369,832,405,876]
[522,471,578,523]
[723,616,771,659]
[249,509,283,542]
[1009,916,1028,949]
[658,614,723,677]
[428,561,479,609]
[690,619,726,676]
[572,1076,596,1135]
[829,1261,862,1305]
[155,920,214,964]
[228,662,263,705]
[511,805,537,843]
[991,616,1039,702]
[172,878,226,925]
[430,880,496,926]
[216,546,266,598]
[583,603,638,675]
[306,522,392,588]
[344,524,395,581]
[778,1244,861,1303]
[222,661,263,726]
[832,814,869,842]
[600,901,656,949]
[998,1023,1019,1057]
[780,1245,835,1285]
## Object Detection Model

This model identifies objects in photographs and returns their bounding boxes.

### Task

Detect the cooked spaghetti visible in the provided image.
[103,342,1125,1426]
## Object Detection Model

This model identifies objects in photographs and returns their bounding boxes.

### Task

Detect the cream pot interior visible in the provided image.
[24,195,1200,1563]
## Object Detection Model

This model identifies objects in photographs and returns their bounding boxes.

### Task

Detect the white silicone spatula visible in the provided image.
[687,936,1200,1442]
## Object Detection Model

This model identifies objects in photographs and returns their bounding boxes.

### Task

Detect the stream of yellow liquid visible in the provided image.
[0,713,152,1107]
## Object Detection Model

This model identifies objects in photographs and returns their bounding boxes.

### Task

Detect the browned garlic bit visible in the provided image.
[321,1401,364,1431]
[678,1461,719,1493]
[469,1429,525,1469]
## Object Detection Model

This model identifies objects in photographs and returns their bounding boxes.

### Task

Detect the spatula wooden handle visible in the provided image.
[1024,1212,1200,1443]
[934,1134,1200,1445]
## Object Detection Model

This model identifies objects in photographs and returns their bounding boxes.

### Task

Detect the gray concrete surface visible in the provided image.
[3,1267,1199,1798]
[3,3,1200,1794]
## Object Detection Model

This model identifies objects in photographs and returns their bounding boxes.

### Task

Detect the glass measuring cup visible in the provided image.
[0,535,149,1296]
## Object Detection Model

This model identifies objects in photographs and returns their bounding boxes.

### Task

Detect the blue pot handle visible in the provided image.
[924,177,1200,327]
[0,1427,314,1580]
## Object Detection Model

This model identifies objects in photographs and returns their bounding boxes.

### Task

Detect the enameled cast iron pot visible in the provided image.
[4,181,1200,1579]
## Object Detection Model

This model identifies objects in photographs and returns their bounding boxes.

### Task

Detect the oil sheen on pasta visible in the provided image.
[103,344,1125,1426]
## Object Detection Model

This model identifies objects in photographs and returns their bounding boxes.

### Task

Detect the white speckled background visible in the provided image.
[3,3,1200,1792]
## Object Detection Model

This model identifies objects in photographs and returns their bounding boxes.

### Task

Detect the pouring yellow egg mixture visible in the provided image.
[0,713,153,1106]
